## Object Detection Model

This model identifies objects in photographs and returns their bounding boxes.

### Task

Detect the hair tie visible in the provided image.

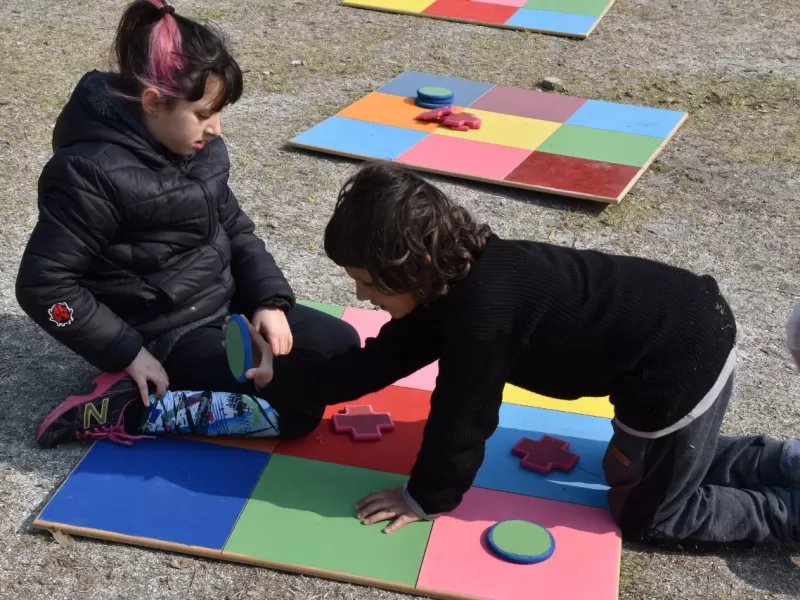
[156,4,175,18]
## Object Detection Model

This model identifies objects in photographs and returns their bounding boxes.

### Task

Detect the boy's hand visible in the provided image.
[125,347,169,407]
[355,486,422,533]
[252,307,293,356]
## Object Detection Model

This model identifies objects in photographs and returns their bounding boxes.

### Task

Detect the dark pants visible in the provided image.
[162,303,361,437]
[604,371,800,544]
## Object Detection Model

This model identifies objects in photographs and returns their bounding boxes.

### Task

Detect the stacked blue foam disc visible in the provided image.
[415,86,454,109]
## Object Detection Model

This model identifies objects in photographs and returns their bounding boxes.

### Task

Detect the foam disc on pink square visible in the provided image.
[471,0,527,7]
[417,487,621,600]
[397,135,532,182]
[340,307,438,392]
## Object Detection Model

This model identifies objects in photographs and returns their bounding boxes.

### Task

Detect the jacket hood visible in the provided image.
[52,70,180,166]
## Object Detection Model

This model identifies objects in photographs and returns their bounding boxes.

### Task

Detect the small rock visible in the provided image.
[262,70,271,76]
[540,77,563,91]
[290,59,303,66]
[267,220,278,229]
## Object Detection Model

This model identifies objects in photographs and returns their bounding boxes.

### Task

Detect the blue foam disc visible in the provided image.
[415,98,453,109]
[226,314,253,383]
[485,519,555,565]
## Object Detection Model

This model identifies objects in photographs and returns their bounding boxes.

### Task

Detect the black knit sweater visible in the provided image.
[264,234,738,515]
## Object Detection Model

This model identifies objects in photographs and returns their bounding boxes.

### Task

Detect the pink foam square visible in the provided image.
[417,487,621,600]
[472,0,527,7]
[397,135,532,182]
[340,307,438,392]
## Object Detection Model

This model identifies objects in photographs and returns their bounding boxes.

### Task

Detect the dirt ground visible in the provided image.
[1,0,799,598]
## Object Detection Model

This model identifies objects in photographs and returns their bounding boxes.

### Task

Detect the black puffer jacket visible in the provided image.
[15,71,294,373]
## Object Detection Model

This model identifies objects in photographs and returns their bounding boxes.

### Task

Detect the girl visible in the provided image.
[240,161,798,545]
[18,0,358,449]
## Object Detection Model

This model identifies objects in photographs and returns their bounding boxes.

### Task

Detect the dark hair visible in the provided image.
[112,0,243,111]
[324,162,492,303]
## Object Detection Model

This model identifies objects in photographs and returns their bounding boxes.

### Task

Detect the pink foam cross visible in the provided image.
[441,112,481,131]
[331,405,395,441]
[415,107,454,121]
[511,435,579,474]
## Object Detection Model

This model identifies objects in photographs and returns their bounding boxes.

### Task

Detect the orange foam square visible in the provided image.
[177,434,278,453]
[336,91,463,133]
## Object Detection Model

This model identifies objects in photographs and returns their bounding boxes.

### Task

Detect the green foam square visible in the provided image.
[538,125,663,167]
[297,300,346,318]
[223,455,432,585]
[524,0,611,16]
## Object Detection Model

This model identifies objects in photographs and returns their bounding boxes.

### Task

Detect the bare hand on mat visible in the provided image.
[125,347,169,407]
[252,306,293,356]
[356,486,421,533]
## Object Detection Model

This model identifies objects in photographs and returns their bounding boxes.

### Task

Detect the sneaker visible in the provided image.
[36,372,152,449]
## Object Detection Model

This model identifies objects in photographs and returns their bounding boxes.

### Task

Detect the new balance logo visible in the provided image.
[83,397,110,429]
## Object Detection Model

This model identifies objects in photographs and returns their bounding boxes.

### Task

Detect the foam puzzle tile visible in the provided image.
[468,85,587,122]
[566,98,688,137]
[503,383,614,419]
[223,454,433,585]
[35,438,270,550]
[475,403,611,507]
[422,0,519,24]
[344,0,614,38]
[297,299,345,319]
[340,306,438,391]
[525,0,611,16]
[274,386,430,475]
[432,108,561,150]
[398,134,532,181]
[506,7,598,35]
[289,71,686,204]
[504,151,640,200]
[416,487,621,600]
[537,124,664,167]
[337,92,463,132]
[291,116,427,160]
[377,71,494,106]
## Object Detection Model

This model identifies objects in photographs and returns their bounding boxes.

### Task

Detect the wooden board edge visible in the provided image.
[31,520,226,560]
[340,2,591,39]
[615,111,690,201]
[286,139,619,205]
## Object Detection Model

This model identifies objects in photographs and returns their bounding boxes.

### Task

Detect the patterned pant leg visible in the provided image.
[143,390,280,437]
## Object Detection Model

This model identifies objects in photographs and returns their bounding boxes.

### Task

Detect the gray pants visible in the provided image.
[604,371,800,544]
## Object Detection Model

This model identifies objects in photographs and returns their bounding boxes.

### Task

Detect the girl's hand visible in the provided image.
[125,347,169,406]
[355,486,422,533]
[252,307,293,356]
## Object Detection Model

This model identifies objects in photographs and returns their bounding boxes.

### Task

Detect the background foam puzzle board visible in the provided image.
[33,300,622,600]
[342,0,617,39]
[288,71,688,204]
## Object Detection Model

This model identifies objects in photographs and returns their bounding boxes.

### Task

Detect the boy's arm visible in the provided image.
[15,157,144,373]
[403,334,520,518]
[261,308,440,407]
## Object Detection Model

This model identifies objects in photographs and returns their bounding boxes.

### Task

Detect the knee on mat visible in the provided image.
[327,317,361,353]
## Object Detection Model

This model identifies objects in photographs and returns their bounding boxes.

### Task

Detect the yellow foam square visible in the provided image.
[343,0,435,12]
[432,109,561,150]
[503,384,615,419]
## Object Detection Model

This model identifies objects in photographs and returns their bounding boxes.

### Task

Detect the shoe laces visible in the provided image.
[76,399,154,446]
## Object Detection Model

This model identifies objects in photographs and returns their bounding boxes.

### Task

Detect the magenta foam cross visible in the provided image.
[511,435,579,475]
[331,405,395,441]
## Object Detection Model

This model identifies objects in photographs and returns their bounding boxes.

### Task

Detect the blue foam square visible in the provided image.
[291,116,427,160]
[474,404,612,508]
[506,9,598,36]
[377,71,494,106]
[566,99,687,138]
[37,438,271,549]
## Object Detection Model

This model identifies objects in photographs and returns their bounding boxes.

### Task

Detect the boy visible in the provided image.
[242,161,800,544]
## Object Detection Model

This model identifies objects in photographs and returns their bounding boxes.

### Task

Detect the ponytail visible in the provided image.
[113,0,242,109]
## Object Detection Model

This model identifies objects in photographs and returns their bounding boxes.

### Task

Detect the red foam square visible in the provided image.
[273,385,431,475]
[504,151,641,201]
[417,487,621,600]
[422,0,518,24]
